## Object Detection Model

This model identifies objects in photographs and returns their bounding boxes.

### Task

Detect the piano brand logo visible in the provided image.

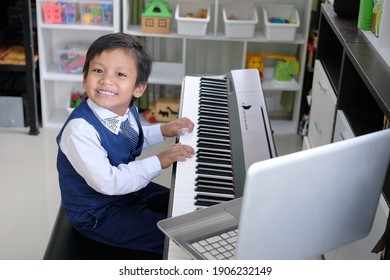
[241,103,252,131]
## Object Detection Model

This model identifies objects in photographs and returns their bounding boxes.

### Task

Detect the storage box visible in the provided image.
[175,1,210,36]
[79,1,113,26]
[262,4,300,41]
[222,2,258,38]
[0,97,24,127]
[57,43,88,74]
[42,1,78,24]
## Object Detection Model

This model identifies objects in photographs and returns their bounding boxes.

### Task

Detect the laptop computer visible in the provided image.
[158,129,390,259]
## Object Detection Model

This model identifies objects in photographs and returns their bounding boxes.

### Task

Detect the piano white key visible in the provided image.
[167,75,233,259]
[170,76,201,219]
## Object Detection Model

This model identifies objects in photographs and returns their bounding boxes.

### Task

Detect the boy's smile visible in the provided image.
[97,90,117,96]
[83,48,146,116]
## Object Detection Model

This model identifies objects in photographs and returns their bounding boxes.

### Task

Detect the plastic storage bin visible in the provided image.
[57,43,88,74]
[262,4,300,41]
[79,1,113,26]
[222,2,258,38]
[175,1,210,36]
[42,1,78,24]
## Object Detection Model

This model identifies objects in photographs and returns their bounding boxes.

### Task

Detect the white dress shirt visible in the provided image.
[59,99,165,196]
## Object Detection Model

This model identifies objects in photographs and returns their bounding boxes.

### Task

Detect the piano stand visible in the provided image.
[43,205,162,260]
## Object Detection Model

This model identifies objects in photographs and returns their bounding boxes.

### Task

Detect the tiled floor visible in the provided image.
[0,126,302,259]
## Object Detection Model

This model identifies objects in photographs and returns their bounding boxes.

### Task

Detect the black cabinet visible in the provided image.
[0,0,39,135]
[317,4,390,204]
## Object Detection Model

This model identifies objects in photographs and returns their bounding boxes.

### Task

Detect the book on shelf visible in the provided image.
[358,0,374,30]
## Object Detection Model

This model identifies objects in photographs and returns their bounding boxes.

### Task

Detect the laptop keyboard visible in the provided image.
[190,229,238,260]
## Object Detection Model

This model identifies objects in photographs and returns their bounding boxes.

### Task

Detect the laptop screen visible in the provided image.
[236,129,390,259]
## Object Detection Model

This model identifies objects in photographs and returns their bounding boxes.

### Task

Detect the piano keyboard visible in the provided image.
[164,69,277,259]
[170,75,233,218]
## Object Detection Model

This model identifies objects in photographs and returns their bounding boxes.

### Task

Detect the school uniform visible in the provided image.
[56,98,169,255]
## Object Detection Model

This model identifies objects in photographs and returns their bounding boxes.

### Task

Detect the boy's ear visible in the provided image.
[134,83,147,98]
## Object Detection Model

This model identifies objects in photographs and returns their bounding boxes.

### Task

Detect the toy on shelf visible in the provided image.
[143,98,179,123]
[175,1,211,36]
[268,17,297,24]
[58,43,88,74]
[184,8,208,18]
[43,2,77,24]
[246,51,265,80]
[62,2,77,23]
[43,2,62,23]
[142,0,172,34]
[267,54,299,81]
[262,4,300,41]
[80,2,113,25]
[70,89,87,109]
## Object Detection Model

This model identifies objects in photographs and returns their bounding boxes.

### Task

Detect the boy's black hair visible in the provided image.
[83,32,153,107]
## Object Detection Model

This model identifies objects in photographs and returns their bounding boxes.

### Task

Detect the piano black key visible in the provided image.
[200,77,226,84]
[198,120,229,128]
[198,126,230,135]
[196,167,233,178]
[200,92,227,99]
[194,200,218,207]
[197,162,232,171]
[197,140,231,148]
[194,194,231,207]
[195,187,234,198]
[197,140,230,149]
[198,127,230,136]
[200,82,226,90]
[195,181,234,192]
[198,117,229,125]
[197,142,231,150]
[198,100,227,108]
[195,160,232,170]
[198,117,229,124]
[199,104,228,112]
[198,119,229,126]
[197,143,231,153]
[196,156,231,165]
[196,176,233,186]
[199,111,228,119]
[200,89,226,94]
[197,150,231,159]
[199,98,227,106]
[196,156,232,166]
[197,133,230,143]
[200,92,228,100]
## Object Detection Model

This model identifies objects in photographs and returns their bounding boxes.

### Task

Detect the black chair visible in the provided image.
[43,205,162,260]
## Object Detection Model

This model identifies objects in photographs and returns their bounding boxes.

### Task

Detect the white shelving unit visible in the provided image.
[36,0,120,128]
[123,0,312,133]
[37,0,311,132]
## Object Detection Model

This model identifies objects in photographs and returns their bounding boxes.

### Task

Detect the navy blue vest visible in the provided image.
[56,99,144,216]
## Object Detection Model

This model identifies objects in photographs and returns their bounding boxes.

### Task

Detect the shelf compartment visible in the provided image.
[338,54,384,136]
[317,12,343,95]
[149,62,184,85]
[41,80,83,127]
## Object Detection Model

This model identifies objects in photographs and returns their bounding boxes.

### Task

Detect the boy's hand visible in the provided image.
[157,143,195,169]
[160,117,194,137]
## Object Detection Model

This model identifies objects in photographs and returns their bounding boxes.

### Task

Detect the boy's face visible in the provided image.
[83,49,146,116]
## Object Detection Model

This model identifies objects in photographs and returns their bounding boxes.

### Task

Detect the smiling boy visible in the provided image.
[56,33,194,257]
